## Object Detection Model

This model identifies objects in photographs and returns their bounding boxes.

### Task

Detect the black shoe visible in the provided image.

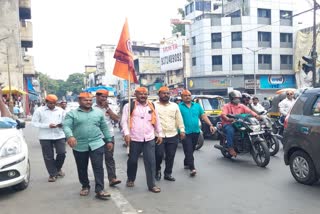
[164,175,176,181]
[155,170,161,181]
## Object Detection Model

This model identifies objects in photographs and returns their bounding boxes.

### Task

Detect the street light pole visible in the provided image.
[246,47,266,95]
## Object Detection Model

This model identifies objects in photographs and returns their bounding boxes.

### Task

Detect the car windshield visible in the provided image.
[202,98,220,110]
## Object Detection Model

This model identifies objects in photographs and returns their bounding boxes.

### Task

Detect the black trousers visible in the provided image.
[155,135,179,176]
[40,138,66,177]
[182,133,200,171]
[104,137,117,181]
[127,140,156,189]
[73,145,105,193]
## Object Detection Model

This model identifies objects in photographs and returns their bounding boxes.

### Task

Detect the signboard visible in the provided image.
[244,79,260,89]
[260,75,296,89]
[160,38,183,72]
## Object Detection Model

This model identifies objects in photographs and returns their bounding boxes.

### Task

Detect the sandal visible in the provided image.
[79,187,90,196]
[149,186,161,193]
[95,191,111,200]
[109,179,121,187]
[126,181,134,187]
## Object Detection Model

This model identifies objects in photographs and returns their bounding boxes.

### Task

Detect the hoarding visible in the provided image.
[160,38,183,72]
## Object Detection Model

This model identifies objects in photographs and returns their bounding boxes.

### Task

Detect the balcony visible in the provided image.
[211,17,221,26]
[211,42,222,49]
[19,0,31,19]
[212,65,222,71]
[232,64,243,70]
[280,64,292,70]
[258,41,271,48]
[23,55,35,75]
[20,21,33,48]
[258,64,272,70]
[280,42,293,48]
[258,17,271,25]
[231,17,241,25]
[232,41,242,48]
[280,19,292,26]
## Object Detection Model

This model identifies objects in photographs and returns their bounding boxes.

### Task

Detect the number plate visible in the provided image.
[249,131,264,135]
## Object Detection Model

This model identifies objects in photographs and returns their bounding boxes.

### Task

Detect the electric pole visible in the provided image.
[312,0,320,87]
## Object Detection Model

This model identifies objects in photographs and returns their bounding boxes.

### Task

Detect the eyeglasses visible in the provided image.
[287,93,293,95]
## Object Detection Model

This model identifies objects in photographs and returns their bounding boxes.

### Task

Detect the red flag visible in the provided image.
[113,18,139,84]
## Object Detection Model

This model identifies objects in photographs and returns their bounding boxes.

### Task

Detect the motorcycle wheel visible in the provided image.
[219,138,232,159]
[195,132,204,150]
[267,135,280,156]
[251,140,270,167]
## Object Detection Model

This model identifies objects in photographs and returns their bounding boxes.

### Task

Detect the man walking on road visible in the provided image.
[154,86,185,182]
[31,94,66,182]
[94,89,121,187]
[121,87,163,193]
[179,90,216,176]
[63,92,112,200]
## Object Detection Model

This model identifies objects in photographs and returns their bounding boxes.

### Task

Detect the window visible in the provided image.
[280,55,293,64]
[232,32,242,41]
[212,55,222,65]
[258,54,271,64]
[280,10,292,19]
[312,97,320,116]
[258,32,271,42]
[192,36,196,45]
[211,33,221,42]
[195,1,211,12]
[192,57,196,66]
[280,33,292,42]
[232,55,242,64]
[258,9,271,18]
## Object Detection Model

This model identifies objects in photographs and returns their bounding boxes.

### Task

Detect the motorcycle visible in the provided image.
[259,114,281,156]
[214,114,270,167]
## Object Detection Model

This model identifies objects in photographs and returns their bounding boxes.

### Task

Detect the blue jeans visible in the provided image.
[223,124,235,148]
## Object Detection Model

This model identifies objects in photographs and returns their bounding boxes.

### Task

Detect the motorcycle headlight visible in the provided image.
[0,136,22,158]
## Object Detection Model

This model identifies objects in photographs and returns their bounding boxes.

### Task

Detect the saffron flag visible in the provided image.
[113,18,139,84]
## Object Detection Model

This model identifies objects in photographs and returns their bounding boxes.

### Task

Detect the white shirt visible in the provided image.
[93,104,114,136]
[31,105,66,140]
[251,103,266,114]
[278,98,296,116]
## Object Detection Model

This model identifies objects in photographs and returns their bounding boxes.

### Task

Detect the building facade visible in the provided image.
[0,0,37,114]
[184,0,297,96]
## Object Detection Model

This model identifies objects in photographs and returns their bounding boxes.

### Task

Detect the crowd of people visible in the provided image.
[1,85,296,201]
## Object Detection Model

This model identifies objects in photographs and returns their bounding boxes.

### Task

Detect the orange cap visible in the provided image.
[96,89,109,96]
[158,86,169,93]
[135,87,148,93]
[181,90,191,96]
[78,92,93,98]
[45,94,58,102]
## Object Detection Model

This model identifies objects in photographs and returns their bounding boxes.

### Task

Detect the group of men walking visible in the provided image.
[31,86,216,200]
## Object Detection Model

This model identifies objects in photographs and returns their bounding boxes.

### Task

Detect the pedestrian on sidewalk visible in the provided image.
[0,86,11,118]
[154,86,185,182]
[179,90,216,176]
[63,92,112,200]
[94,89,121,187]
[121,87,163,193]
[31,94,66,182]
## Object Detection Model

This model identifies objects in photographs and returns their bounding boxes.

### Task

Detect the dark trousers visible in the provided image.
[155,135,179,176]
[40,138,66,177]
[182,133,200,171]
[104,138,117,181]
[127,140,156,189]
[73,146,105,193]
[223,124,235,148]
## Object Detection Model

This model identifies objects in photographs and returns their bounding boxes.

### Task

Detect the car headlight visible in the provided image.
[0,136,22,158]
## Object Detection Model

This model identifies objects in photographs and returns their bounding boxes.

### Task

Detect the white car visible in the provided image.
[0,120,30,191]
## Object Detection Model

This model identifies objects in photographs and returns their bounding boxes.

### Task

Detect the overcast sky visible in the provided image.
[31,0,314,80]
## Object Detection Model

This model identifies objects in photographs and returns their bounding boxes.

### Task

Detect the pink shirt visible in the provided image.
[221,103,257,125]
[121,101,163,142]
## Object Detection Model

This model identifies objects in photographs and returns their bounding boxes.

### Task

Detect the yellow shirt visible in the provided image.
[154,101,185,138]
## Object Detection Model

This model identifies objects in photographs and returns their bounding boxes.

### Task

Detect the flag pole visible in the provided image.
[126,72,131,155]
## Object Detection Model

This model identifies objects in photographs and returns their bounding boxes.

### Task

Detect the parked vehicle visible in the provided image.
[283,88,320,185]
[0,119,30,191]
[214,114,270,167]
[192,95,225,138]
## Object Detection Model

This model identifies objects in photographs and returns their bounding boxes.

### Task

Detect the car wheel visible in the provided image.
[195,132,204,150]
[12,159,30,191]
[289,151,318,185]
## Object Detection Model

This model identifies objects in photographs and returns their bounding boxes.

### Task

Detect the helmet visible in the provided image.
[228,90,242,101]
[242,93,252,100]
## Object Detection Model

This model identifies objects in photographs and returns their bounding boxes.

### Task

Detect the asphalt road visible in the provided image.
[1,124,320,214]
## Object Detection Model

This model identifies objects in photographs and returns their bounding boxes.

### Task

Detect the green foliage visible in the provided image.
[171,8,186,36]
[38,72,84,100]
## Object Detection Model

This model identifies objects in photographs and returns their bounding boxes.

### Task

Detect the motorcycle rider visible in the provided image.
[278,90,295,123]
[251,96,267,114]
[220,90,259,157]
